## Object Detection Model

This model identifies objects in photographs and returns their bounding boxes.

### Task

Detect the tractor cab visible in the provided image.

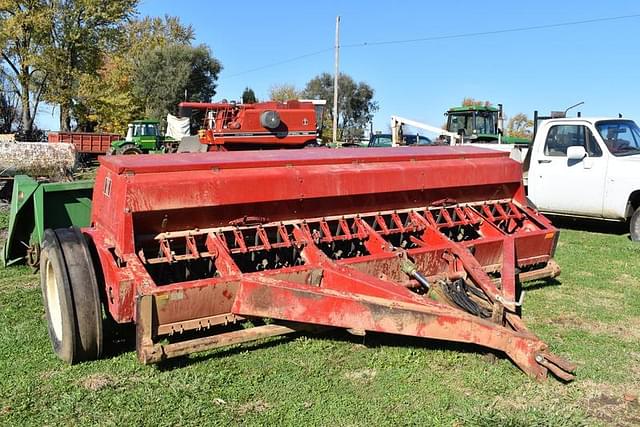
[126,120,161,145]
[446,105,501,142]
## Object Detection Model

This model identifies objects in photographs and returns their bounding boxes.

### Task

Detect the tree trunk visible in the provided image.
[60,104,72,132]
[19,72,33,135]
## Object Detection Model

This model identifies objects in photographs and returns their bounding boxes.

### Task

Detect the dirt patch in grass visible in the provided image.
[579,381,640,427]
[344,368,377,383]
[39,370,59,381]
[494,380,640,426]
[236,399,272,415]
[543,313,640,341]
[79,373,115,391]
[615,274,637,286]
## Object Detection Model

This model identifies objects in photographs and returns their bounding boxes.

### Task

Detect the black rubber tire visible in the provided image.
[117,143,143,155]
[40,228,104,363]
[40,230,77,363]
[630,207,640,242]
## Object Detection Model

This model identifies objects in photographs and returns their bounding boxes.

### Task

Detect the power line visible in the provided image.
[220,13,640,80]
[342,13,640,48]
[222,48,332,79]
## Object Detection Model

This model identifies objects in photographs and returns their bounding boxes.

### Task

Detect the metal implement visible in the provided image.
[39,146,575,381]
[178,100,324,150]
[2,175,93,267]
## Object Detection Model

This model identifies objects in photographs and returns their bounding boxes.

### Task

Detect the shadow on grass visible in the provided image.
[153,327,513,374]
[521,277,562,292]
[155,333,301,371]
[101,322,136,359]
[549,215,629,238]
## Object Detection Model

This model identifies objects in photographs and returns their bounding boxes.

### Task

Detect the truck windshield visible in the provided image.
[596,120,640,156]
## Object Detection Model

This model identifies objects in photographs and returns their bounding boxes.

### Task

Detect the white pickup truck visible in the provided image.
[524,116,640,241]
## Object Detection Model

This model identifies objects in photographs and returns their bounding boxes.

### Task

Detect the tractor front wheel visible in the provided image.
[116,144,143,155]
[40,228,104,363]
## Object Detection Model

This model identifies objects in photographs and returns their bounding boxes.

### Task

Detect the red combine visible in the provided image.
[178,100,323,150]
[39,146,575,381]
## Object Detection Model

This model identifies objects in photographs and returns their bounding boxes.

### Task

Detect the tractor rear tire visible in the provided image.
[40,228,104,363]
[630,207,640,242]
[117,144,143,155]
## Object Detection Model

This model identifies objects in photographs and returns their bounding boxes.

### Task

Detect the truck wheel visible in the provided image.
[117,144,142,155]
[40,228,104,363]
[630,207,640,242]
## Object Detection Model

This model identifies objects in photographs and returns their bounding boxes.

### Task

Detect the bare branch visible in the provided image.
[0,68,21,94]
[1,51,19,76]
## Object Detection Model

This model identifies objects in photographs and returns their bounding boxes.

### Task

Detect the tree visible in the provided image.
[0,1,51,137]
[0,91,18,133]
[76,55,137,132]
[462,97,492,107]
[131,43,221,124]
[506,113,533,138]
[0,72,19,133]
[42,0,137,131]
[269,83,299,102]
[302,72,378,142]
[184,45,220,103]
[242,87,257,104]
[76,15,203,132]
[125,15,194,55]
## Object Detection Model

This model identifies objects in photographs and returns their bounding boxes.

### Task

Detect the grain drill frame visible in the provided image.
[40,147,575,381]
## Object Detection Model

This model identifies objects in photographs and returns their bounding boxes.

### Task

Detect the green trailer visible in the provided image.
[1,175,94,267]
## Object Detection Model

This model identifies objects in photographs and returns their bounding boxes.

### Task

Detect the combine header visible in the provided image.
[40,146,575,381]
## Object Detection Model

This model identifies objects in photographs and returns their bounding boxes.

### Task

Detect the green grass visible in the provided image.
[0,212,639,426]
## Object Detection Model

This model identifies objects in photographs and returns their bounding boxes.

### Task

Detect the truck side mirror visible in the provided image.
[567,145,587,161]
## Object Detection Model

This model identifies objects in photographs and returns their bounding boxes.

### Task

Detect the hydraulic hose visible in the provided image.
[400,258,430,289]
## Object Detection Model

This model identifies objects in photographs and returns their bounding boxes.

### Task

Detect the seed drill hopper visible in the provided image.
[40,146,575,380]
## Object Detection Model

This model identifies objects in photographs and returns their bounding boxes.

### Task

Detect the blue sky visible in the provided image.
[38,0,640,133]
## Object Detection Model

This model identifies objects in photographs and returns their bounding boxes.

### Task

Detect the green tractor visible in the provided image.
[108,120,178,155]
[445,104,530,145]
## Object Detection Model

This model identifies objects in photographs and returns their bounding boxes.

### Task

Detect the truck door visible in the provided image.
[529,124,607,216]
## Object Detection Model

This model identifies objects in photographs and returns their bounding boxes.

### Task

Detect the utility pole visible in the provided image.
[332,15,340,145]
